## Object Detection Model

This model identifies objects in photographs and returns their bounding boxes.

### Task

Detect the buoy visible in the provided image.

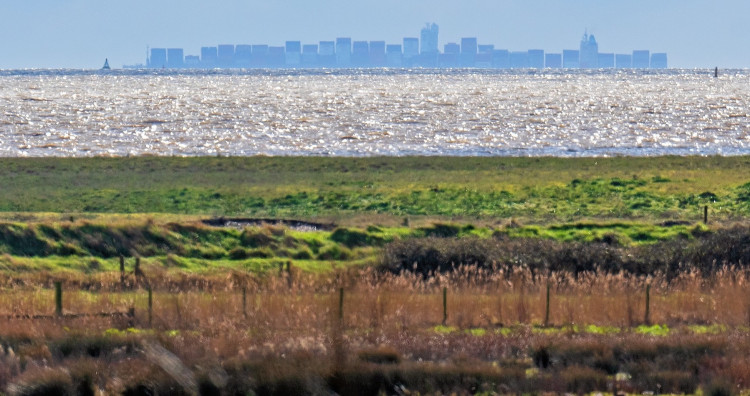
[714,67,718,78]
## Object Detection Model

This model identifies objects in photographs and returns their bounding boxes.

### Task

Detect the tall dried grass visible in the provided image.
[2,266,750,394]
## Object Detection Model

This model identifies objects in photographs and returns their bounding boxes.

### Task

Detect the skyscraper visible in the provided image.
[217,45,235,67]
[403,37,419,66]
[615,54,632,68]
[563,49,580,68]
[285,41,302,66]
[420,23,439,54]
[369,41,386,67]
[251,45,269,67]
[632,50,650,68]
[510,51,529,68]
[420,23,439,67]
[528,49,544,69]
[335,38,352,67]
[650,53,668,69]
[579,32,598,68]
[149,48,167,68]
[235,45,252,67]
[597,53,615,68]
[166,48,183,68]
[492,50,510,69]
[440,42,459,67]
[352,41,369,67]
[302,44,319,67]
[545,53,562,68]
[460,37,478,67]
[319,41,335,67]
[386,44,402,67]
[200,47,217,67]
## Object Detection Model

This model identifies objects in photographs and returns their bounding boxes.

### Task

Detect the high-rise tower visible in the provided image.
[579,31,598,68]
[420,23,439,54]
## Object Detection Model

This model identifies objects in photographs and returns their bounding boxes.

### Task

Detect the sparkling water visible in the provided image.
[1,69,748,157]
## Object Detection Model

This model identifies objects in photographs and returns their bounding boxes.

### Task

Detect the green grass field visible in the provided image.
[1,156,748,223]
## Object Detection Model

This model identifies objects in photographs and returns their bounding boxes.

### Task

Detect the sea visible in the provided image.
[0,68,748,157]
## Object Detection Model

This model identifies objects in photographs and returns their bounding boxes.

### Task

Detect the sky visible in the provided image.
[1,0,748,69]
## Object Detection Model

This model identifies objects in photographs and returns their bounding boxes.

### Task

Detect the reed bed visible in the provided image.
[1,267,749,394]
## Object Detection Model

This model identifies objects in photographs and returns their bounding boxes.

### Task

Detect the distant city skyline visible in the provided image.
[1,0,748,69]
[138,29,667,70]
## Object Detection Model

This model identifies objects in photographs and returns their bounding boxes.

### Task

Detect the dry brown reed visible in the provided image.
[2,266,750,394]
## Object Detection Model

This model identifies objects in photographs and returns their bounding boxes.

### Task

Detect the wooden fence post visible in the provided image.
[148,287,153,328]
[442,287,448,326]
[119,256,125,286]
[704,205,708,224]
[54,281,62,317]
[544,282,551,327]
[338,287,344,322]
[242,287,247,318]
[644,283,651,325]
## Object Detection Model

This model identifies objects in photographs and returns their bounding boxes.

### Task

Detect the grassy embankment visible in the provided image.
[0,155,749,280]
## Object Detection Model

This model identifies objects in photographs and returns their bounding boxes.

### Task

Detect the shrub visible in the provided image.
[317,245,351,261]
[6,367,73,396]
[419,223,461,238]
[330,228,380,248]
[228,247,249,260]
[239,229,275,248]
[559,366,608,394]
[292,248,313,260]
[358,347,401,365]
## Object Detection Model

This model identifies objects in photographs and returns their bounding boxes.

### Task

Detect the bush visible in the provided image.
[317,245,351,261]
[559,366,608,394]
[419,223,461,238]
[228,247,249,260]
[292,248,313,260]
[382,226,750,278]
[358,347,401,365]
[7,368,73,396]
[239,229,275,248]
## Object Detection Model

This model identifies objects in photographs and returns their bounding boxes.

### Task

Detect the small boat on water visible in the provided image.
[102,58,111,70]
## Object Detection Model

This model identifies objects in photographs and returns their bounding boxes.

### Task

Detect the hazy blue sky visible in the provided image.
[1,0,747,69]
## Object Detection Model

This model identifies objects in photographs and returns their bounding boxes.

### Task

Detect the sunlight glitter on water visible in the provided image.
[1,69,748,157]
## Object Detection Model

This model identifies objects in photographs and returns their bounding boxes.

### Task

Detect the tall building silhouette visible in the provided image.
[200,47,217,67]
[403,37,419,66]
[166,48,183,68]
[319,41,335,67]
[615,54,632,68]
[632,50,650,68]
[528,49,544,69]
[217,45,235,67]
[386,44,402,67]
[285,41,302,66]
[235,45,252,67]
[492,50,510,68]
[579,32,598,68]
[597,53,615,68]
[335,38,352,66]
[369,41,386,67]
[302,44,318,67]
[149,48,167,68]
[563,49,580,68]
[545,53,562,68]
[510,51,529,68]
[650,53,668,69]
[420,23,439,54]
[460,37,477,67]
